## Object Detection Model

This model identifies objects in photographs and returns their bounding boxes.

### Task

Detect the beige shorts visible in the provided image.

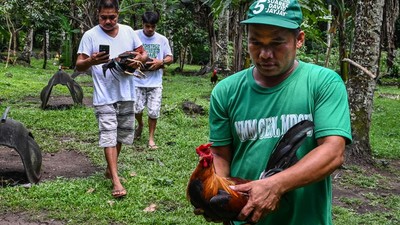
[94,101,135,147]
[134,87,162,119]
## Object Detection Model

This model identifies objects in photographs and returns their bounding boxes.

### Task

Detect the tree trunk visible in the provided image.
[5,14,14,68]
[231,2,250,73]
[346,0,385,164]
[381,0,400,75]
[324,4,332,68]
[334,0,350,81]
[215,8,230,72]
[71,0,80,69]
[179,45,187,71]
[207,7,217,67]
[18,27,33,65]
[42,30,49,69]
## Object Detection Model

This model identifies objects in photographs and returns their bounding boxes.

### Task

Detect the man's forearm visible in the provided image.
[211,145,232,177]
[268,136,345,194]
[76,55,93,72]
[162,55,173,65]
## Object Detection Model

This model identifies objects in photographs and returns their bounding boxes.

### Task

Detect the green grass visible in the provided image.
[333,204,400,225]
[0,60,399,224]
[371,85,400,158]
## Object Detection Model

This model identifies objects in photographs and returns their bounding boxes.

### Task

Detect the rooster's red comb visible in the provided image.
[195,143,213,156]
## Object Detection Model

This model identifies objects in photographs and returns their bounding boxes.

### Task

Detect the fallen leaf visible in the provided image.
[107,200,115,206]
[143,203,157,212]
[86,188,95,194]
[130,172,137,177]
[157,159,165,167]
[21,183,32,189]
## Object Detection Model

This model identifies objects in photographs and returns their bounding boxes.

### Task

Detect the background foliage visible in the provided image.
[1,0,398,74]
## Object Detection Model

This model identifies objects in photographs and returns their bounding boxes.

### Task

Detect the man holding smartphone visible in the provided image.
[76,0,148,198]
[99,45,110,55]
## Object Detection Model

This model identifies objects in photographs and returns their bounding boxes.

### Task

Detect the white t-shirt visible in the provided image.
[134,30,172,87]
[77,24,142,105]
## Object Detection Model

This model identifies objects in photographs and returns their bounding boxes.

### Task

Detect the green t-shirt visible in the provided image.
[209,61,352,225]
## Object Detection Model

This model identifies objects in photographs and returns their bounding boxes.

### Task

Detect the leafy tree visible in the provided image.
[1,0,26,65]
[119,0,160,29]
[0,0,71,67]
[204,0,251,72]
[205,0,333,72]
[13,0,51,65]
[164,1,208,71]
[58,15,80,68]
[298,0,330,65]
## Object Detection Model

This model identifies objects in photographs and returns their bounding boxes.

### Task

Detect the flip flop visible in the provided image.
[112,188,127,198]
[148,144,158,150]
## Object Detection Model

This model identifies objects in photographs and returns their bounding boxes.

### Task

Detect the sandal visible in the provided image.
[148,144,158,150]
[112,188,127,198]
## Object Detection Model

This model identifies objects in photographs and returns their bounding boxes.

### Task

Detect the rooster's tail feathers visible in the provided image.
[260,120,315,179]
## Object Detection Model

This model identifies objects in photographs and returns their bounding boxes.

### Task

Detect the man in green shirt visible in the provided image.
[207,0,352,224]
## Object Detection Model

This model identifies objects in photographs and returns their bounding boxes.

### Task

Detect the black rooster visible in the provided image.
[102,52,148,80]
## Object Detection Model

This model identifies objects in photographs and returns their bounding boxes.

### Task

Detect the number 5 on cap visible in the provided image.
[253,0,267,14]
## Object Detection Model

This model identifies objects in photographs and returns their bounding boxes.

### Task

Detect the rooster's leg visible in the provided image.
[124,69,146,78]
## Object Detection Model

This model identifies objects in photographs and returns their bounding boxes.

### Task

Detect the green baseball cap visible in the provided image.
[241,0,303,29]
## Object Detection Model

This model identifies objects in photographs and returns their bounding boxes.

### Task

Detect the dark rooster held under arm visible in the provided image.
[102,51,149,80]
[186,120,314,223]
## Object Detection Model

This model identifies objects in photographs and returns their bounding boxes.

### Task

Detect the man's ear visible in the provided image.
[296,31,305,49]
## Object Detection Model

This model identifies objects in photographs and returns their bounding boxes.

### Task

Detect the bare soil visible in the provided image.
[332,160,400,215]
[0,146,100,225]
[0,96,399,224]
[0,146,99,186]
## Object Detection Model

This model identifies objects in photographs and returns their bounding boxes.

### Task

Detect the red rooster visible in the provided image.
[186,143,249,222]
[210,68,218,85]
[187,120,314,223]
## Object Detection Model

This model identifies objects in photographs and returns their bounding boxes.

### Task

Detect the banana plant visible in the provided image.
[59,15,80,68]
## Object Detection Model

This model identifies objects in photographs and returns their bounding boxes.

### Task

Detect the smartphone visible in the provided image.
[99,45,110,55]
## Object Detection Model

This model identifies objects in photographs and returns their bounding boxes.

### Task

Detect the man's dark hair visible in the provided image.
[142,11,160,24]
[292,28,301,37]
[97,0,119,11]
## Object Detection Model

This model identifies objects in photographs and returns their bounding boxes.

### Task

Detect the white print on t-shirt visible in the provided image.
[234,113,313,142]
[143,43,160,58]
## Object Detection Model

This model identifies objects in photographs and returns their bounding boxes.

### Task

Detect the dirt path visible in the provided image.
[0,146,99,224]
